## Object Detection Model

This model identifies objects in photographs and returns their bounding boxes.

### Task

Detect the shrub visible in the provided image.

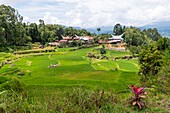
[129,46,141,55]
[139,44,163,81]
[156,64,170,94]
[128,85,147,109]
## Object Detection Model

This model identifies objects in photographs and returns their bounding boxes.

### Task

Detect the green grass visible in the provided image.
[91,59,138,72]
[108,49,131,57]
[0,48,139,100]
[115,60,139,72]
[0,48,139,92]
[57,47,78,52]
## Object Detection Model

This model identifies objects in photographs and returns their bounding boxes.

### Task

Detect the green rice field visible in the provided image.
[0,47,139,94]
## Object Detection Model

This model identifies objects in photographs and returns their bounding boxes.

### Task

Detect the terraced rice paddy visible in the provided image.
[0,47,139,97]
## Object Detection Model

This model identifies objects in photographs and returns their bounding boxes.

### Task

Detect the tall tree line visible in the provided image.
[0,4,93,50]
[0,4,29,47]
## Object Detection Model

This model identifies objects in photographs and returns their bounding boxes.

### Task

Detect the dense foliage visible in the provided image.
[139,43,163,79]
[0,5,30,48]
[0,4,93,51]
[138,37,170,93]
[113,23,125,35]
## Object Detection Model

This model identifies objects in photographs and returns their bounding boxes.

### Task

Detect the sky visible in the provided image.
[0,0,170,28]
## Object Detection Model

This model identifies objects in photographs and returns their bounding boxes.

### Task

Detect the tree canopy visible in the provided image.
[0,4,94,51]
[113,23,124,35]
[0,4,30,47]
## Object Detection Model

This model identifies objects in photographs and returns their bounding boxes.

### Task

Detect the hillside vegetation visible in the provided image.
[0,47,169,112]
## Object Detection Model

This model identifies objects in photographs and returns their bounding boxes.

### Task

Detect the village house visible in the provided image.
[49,34,126,51]
[58,36,70,44]
[74,35,94,44]
[49,35,94,47]
[107,33,126,51]
[59,35,94,44]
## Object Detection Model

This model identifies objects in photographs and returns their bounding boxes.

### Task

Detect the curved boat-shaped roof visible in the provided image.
[109,33,124,40]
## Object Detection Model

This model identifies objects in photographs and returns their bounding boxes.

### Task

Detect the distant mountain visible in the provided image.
[86,26,114,34]
[72,26,81,30]
[141,21,170,37]
[71,21,170,37]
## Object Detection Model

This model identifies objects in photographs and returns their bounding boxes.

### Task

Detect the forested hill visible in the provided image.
[141,21,170,38]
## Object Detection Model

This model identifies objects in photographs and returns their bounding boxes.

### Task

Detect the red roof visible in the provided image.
[63,37,70,40]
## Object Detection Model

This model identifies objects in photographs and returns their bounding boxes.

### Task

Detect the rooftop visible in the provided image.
[108,33,124,40]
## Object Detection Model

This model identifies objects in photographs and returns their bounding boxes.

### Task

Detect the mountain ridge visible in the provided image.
[73,21,170,37]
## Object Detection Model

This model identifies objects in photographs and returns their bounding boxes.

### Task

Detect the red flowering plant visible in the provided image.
[128,85,147,109]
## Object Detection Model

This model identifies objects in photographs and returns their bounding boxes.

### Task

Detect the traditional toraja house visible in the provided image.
[60,35,94,44]
[107,33,126,51]
[49,34,126,51]
[59,35,79,43]
[59,36,70,43]
[74,35,94,43]
[48,36,70,46]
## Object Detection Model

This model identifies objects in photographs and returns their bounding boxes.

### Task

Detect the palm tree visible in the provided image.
[97,28,101,35]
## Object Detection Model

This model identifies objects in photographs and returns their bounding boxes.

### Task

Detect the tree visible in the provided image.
[39,19,45,28]
[56,26,64,40]
[14,22,30,46]
[0,4,95,50]
[113,23,123,35]
[97,28,101,35]
[156,63,170,94]
[129,46,140,55]
[157,37,170,51]
[26,23,39,43]
[156,48,170,93]
[124,27,142,46]
[0,4,30,48]
[38,20,51,44]
[100,45,106,55]
[144,28,161,41]
[139,43,163,81]
[64,27,75,37]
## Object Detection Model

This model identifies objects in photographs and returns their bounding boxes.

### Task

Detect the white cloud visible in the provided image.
[61,0,170,27]
[23,16,29,21]
[1,0,170,28]
[43,12,61,24]
[0,0,22,5]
